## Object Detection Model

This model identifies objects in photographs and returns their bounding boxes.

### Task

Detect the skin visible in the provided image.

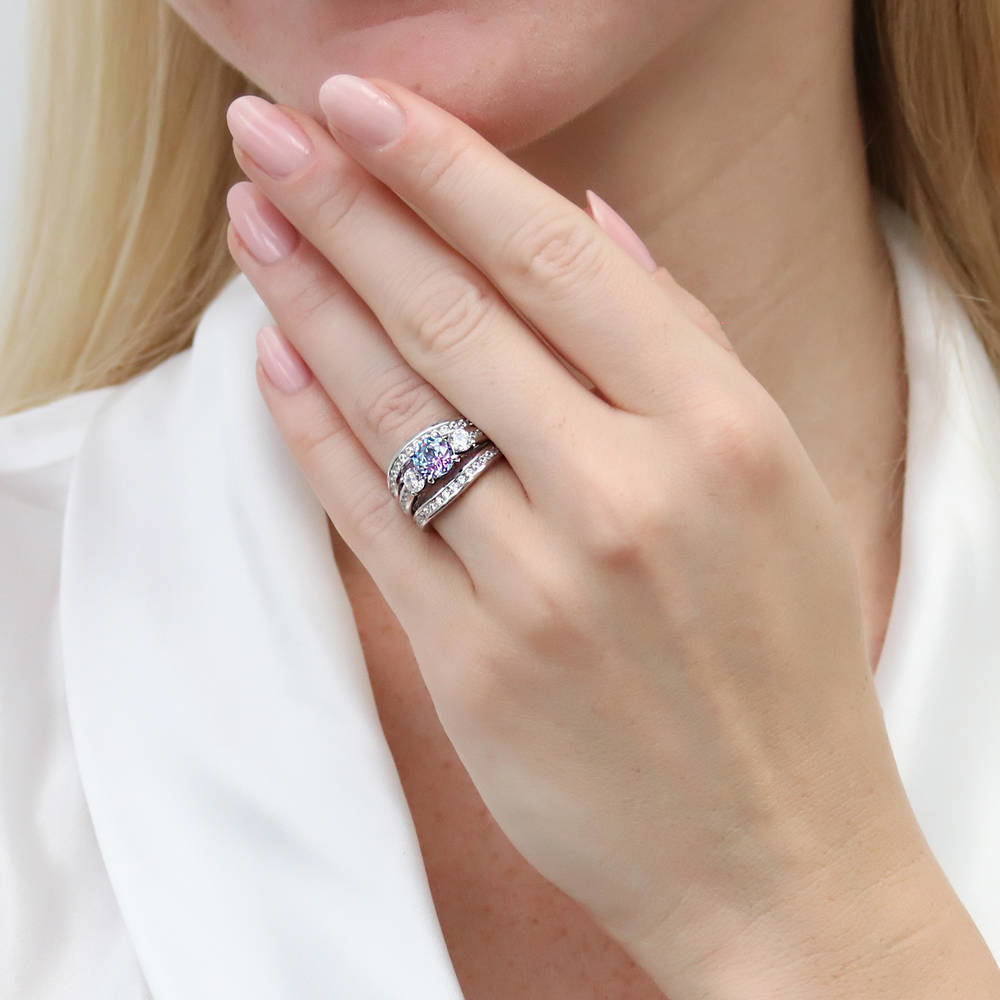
[512,0,907,639]
[168,0,905,668]
[169,0,1000,995]
[165,0,716,150]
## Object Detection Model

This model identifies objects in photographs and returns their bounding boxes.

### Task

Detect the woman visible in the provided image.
[1,0,999,997]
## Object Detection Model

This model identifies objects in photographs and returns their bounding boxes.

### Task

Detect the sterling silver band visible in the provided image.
[412,445,502,528]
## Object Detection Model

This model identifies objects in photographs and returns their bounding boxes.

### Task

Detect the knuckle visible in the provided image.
[573,467,671,566]
[360,363,437,441]
[404,271,497,357]
[347,483,403,545]
[284,402,351,471]
[272,391,409,548]
[409,133,479,201]
[505,211,607,293]
[496,554,579,649]
[693,398,789,494]
[585,494,669,567]
[301,158,368,239]
[281,268,342,327]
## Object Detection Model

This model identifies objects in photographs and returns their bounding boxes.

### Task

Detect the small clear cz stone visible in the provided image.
[449,427,475,452]
[402,467,425,493]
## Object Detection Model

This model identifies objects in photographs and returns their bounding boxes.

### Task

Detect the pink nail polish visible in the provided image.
[226,182,300,264]
[257,325,313,394]
[585,190,658,273]
[318,74,406,149]
[227,95,313,177]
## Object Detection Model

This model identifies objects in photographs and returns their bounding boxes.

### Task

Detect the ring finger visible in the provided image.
[226,181,537,566]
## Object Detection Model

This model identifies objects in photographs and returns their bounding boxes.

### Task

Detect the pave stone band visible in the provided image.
[412,445,503,528]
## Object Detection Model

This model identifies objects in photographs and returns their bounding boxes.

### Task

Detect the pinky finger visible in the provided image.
[584,191,734,355]
[254,324,472,619]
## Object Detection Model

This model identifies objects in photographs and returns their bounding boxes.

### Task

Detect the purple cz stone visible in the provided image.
[411,433,456,481]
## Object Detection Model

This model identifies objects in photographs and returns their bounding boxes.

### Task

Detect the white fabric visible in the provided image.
[0,201,998,999]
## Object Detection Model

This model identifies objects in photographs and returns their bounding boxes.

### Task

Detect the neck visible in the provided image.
[512,0,907,663]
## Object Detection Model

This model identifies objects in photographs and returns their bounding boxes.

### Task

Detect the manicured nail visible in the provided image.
[585,190,658,273]
[226,182,300,264]
[227,95,313,177]
[319,74,406,149]
[257,325,313,394]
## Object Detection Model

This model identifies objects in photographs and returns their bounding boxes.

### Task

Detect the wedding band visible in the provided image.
[386,417,503,529]
[412,445,503,528]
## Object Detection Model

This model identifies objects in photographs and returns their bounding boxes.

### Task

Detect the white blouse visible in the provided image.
[1,201,999,999]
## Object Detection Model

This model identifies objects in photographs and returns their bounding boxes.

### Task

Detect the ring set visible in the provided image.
[386,417,504,528]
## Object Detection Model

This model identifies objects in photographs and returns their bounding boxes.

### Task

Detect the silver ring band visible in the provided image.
[413,445,503,529]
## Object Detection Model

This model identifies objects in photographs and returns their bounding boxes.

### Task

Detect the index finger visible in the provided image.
[317,74,726,415]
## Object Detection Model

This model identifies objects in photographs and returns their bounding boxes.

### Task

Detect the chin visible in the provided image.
[214,7,673,152]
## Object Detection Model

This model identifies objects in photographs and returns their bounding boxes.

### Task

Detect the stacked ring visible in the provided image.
[386,418,504,529]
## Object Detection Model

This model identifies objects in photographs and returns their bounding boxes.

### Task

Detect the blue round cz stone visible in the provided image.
[411,433,457,481]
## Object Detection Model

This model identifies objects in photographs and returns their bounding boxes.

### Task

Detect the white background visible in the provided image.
[1,1,30,272]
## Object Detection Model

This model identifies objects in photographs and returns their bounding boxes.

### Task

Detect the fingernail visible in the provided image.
[585,190,658,273]
[319,74,406,149]
[227,182,300,264]
[257,325,313,394]
[227,95,313,177]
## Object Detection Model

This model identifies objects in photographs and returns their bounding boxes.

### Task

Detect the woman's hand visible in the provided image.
[224,76,996,998]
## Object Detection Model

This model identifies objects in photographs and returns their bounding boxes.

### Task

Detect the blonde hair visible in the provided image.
[0,2,258,413]
[1,0,999,413]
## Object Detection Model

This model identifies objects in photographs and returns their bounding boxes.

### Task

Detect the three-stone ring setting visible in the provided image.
[386,417,503,528]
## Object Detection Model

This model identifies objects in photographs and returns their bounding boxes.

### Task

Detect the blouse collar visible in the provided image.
[874,200,1000,951]
[60,269,466,999]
